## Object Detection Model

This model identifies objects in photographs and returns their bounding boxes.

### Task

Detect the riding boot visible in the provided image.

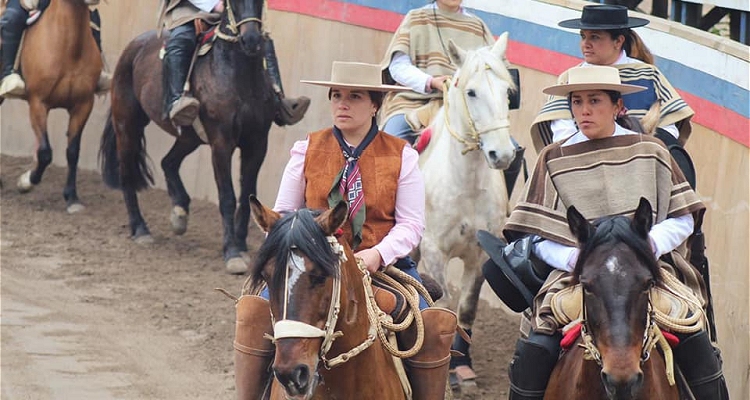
[673,330,729,400]
[163,28,200,126]
[234,295,275,400]
[0,5,27,97]
[264,35,310,126]
[400,308,457,400]
[508,331,561,400]
[89,8,111,94]
[449,329,477,388]
[504,145,526,199]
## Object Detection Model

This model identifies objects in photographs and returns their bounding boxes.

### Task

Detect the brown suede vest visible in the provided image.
[304,128,405,250]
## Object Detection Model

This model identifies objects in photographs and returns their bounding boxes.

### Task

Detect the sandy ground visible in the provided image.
[1,154,518,399]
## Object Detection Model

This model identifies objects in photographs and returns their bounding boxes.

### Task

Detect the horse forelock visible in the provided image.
[460,47,515,93]
[573,215,661,284]
[252,209,340,293]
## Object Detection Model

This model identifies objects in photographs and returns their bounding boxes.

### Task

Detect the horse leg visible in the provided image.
[419,237,451,308]
[210,141,245,274]
[235,138,268,259]
[62,99,95,213]
[18,99,52,194]
[161,136,201,235]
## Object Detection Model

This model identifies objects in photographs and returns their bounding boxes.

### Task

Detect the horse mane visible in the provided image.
[455,46,517,94]
[251,209,340,292]
[572,215,662,283]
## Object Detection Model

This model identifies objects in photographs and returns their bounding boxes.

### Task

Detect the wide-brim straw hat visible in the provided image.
[301,61,410,92]
[543,65,647,96]
[559,5,649,30]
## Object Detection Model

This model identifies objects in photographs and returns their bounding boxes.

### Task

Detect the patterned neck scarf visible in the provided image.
[328,119,379,250]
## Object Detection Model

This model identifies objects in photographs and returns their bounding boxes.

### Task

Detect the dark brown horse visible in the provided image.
[99,0,275,272]
[5,0,102,213]
[249,197,407,400]
[545,198,679,400]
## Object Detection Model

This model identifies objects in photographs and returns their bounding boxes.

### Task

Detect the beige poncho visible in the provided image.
[379,7,493,131]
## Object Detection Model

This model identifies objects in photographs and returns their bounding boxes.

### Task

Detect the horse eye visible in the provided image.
[467,89,477,98]
[308,273,327,286]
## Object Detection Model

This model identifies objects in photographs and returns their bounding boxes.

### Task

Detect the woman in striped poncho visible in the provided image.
[498,65,727,400]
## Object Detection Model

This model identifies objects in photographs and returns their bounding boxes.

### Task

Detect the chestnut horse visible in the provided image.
[99,0,275,272]
[546,198,679,400]
[248,197,408,400]
[4,0,102,213]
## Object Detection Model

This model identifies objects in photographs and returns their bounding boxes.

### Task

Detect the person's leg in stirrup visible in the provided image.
[264,34,309,126]
[0,0,28,97]
[234,295,275,400]
[88,7,111,94]
[508,331,561,400]
[163,23,200,127]
[674,330,729,400]
[399,308,457,399]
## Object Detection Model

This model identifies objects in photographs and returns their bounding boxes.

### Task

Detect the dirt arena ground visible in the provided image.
[1,154,518,399]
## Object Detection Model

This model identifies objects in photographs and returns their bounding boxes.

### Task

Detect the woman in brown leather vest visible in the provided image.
[232,61,458,400]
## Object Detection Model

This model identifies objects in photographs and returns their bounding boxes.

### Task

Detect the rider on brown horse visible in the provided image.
[159,0,310,128]
[0,0,111,97]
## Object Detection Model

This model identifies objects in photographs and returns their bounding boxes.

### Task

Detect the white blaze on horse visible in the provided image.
[417,32,518,393]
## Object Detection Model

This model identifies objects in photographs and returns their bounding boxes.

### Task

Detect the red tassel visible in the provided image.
[560,323,582,349]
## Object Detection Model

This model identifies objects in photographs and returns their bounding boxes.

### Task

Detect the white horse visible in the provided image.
[418,32,517,395]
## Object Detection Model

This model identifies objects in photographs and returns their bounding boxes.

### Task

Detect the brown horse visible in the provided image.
[99,0,275,272]
[248,197,408,400]
[545,198,679,400]
[5,0,102,213]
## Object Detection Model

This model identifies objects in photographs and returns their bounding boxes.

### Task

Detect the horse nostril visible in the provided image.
[292,364,310,392]
[488,150,497,161]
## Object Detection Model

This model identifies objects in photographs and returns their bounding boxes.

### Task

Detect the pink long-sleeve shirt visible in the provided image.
[273,138,425,267]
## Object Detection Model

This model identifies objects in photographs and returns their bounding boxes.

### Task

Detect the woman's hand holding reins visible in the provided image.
[355,248,384,273]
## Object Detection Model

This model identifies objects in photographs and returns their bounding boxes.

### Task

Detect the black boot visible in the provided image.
[674,331,729,400]
[449,329,474,388]
[504,144,526,199]
[508,332,561,400]
[163,25,199,126]
[0,5,26,97]
[264,35,309,126]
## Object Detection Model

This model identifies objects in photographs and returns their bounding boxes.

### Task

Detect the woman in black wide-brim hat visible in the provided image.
[530,5,695,184]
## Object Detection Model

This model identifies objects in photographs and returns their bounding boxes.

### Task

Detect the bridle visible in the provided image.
[215,0,266,43]
[266,235,379,370]
[578,284,676,386]
[441,64,511,155]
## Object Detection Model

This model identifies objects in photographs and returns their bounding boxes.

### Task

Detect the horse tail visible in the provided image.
[99,109,121,188]
[99,109,154,191]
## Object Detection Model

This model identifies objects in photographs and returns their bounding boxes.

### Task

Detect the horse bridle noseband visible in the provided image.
[215,0,266,43]
[267,235,379,370]
[442,67,511,155]
[578,287,676,386]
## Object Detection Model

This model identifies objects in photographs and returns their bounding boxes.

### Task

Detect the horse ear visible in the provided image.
[492,32,509,60]
[631,197,654,238]
[447,39,467,68]
[249,195,281,233]
[567,205,593,245]
[315,200,348,236]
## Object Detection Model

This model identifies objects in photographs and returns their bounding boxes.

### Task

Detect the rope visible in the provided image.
[652,272,706,334]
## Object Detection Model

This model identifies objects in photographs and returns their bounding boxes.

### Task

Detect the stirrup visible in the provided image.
[169,96,200,127]
[275,96,310,126]
[0,73,26,98]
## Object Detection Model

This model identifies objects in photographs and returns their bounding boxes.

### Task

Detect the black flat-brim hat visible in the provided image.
[478,230,535,312]
[559,5,649,30]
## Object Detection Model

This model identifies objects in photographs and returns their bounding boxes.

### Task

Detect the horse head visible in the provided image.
[567,198,662,400]
[445,32,517,169]
[222,0,265,56]
[249,197,350,399]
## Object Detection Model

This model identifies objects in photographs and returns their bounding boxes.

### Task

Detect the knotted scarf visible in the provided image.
[328,120,379,250]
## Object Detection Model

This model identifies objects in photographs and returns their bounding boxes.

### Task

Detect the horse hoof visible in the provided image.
[17,170,33,193]
[226,257,248,275]
[66,203,85,214]
[450,366,478,399]
[240,251,253,266]
[134,234,154,245]
[170,206,188,235]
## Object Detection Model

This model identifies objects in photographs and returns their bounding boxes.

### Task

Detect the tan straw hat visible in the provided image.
[543,65,647,96]
[301,61,410,92]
